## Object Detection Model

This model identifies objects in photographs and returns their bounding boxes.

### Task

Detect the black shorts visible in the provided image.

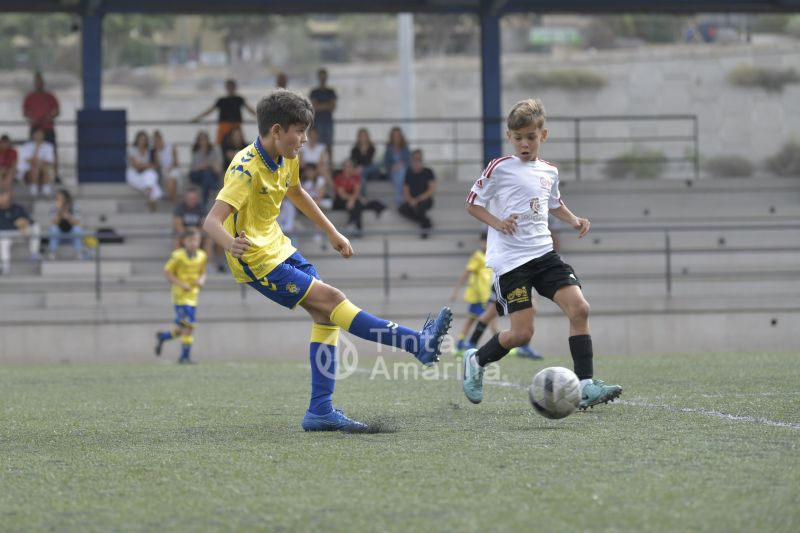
[495,251,581,316]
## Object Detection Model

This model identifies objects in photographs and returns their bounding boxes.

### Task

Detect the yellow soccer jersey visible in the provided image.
[217,137,300,283]
[464,249,492,304]
[165,248,207,306]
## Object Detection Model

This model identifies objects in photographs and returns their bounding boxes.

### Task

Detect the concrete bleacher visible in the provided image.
[1,176,799,361]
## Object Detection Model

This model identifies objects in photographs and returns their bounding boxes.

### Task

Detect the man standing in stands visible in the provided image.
[309,68,337,161]
[22,72,60,182]
[192,79,256,146]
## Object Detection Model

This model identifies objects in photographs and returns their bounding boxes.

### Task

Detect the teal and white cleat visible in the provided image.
[462,348,485,404]
[301,408,368,432]
[579,379,623,410]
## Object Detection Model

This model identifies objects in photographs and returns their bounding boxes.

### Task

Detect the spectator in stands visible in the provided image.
[350,127,380,195]
[333,158,386,237]
[48,189,86,260]
[309,68,337,160]
[300,163,332,249]
[126,131,162,211]
[276,72,288,88]
[173,187,206,247]
[189,131,223,207]
[0,135,17,193]
[18,128,55,197]
[191,79,255,145]
[383,126,411,206]
[0,190,41,274]
[299,127,329,169]
[300,127,334,194]
[399,149,436,239]
[301,163,332,211]
[152,130,181,203]
[222,127,248,171]
[173,187,225,272]
[22,72,59,180]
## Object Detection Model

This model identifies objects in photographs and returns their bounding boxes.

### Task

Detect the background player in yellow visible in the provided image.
[450,232,493,354]
[451,231,542,359]
[203,89,451,432]
[155,229,207,364]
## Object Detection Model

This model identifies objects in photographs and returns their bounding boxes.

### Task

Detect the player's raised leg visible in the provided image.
[301,280,452,366]
[552,285,621,409]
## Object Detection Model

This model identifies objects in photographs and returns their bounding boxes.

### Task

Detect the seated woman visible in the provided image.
[350,127,380,195]
[332,158,386,236]
[222,127,248,171]
[126,130,162,211]
[48,189,87,260]
[152,130,181,203]
[189,131,222,206]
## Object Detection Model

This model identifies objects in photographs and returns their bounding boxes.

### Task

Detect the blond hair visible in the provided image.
[507,98,546,131]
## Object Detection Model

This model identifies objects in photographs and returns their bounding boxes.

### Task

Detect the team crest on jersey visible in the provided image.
[540,176,552,189]
[506,287,529,304]
[286,282,299,294]
[529,197,541,215]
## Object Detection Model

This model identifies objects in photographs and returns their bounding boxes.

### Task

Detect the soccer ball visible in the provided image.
[528,366,581,419]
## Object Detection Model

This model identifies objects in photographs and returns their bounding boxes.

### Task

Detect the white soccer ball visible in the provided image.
[528,366,581,420]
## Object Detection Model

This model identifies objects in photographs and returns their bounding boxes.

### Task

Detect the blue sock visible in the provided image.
[330,300,420,353]
[308,324,340,415]
[159,331,174,342]
[180,335,193,360]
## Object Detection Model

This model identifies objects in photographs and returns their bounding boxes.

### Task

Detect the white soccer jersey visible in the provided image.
[466,156,563,276]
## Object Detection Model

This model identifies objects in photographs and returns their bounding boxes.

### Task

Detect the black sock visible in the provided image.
[476,333,510,367]
[569,334,593,380]
[469,321,488,345]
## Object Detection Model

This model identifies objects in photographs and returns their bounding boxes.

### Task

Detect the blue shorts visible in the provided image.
[174,305,197,326]
[467,302,486,317]
[246,251,320,309]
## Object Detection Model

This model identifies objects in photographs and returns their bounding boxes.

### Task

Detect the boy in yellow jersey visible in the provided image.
[155,229,207,364]
[203,89,452,432]
[450,232,493,354]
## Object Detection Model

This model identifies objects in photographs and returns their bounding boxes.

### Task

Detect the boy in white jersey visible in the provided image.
[462,98,622,409]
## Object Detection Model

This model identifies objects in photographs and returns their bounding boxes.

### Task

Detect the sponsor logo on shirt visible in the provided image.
[540,176,552,189]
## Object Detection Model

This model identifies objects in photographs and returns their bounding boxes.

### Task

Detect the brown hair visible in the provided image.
[507,98,546,131]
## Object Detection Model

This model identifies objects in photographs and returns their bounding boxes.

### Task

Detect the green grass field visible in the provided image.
[2,351,799,532]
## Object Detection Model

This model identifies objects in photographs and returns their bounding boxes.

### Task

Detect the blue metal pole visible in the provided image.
[480,13,502,165]
[81,14,103,110]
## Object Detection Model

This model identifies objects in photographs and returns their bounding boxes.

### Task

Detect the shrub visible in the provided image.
[604,148,667,179]
[517,69,606,91]
[703,155,754,178]
[765,141,800,177]
[728,64,800,93]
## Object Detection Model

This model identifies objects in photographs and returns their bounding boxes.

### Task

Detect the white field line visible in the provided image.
[343,367,800,431]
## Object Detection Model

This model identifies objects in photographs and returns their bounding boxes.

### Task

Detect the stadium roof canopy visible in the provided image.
[3,0,800,14]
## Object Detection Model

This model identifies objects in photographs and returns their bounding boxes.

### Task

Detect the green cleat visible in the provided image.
[462,348,484,404]
[579,379,623,410]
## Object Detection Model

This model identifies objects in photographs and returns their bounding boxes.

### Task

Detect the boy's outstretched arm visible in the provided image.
[286,185,353,258]
[465,203,518,235]
[203,200,251,258]
[550,204,590,238]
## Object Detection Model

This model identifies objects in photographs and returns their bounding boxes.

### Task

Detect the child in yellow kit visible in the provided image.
[155,229,207,364]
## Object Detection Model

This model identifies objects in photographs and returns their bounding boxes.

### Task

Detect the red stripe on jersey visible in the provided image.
[483,155,512,178]
[467,191,477,204]
[538,158,558,169]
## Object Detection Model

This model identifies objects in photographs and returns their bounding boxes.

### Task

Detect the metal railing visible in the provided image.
[0,113,699,181]
[3,221,796,303]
